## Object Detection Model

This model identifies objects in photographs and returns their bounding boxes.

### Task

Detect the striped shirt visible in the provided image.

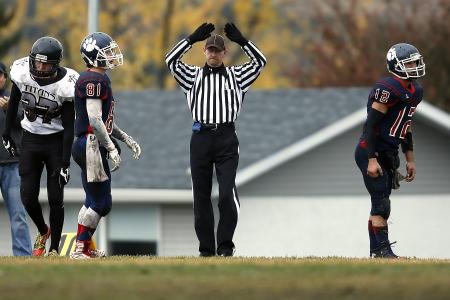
[165,38,267,124]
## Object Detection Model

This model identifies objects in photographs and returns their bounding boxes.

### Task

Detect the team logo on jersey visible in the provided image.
[82,37,97,52]
[68,74,78,84]
[387,47,397,61]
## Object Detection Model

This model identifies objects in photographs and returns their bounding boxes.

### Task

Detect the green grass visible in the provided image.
[1,256,450,300]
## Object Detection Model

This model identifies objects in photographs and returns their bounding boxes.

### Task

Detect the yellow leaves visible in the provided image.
[0,0,26,33]
[355,14,368,32]
[1,0,447,112]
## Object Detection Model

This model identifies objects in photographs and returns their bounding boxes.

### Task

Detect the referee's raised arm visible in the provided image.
[165,23,214,94]
[224,22,267,93]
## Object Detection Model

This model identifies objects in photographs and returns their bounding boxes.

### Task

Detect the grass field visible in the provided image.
[1,256,450,300]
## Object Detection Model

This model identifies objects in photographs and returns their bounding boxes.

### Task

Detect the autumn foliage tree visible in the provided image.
[280,0,450,110]
[1,0,448,111]
[0,0,25,58]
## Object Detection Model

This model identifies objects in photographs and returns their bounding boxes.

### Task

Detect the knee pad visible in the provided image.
[371,197,391,219]
[77,205,88,224]
[81,207,101,229]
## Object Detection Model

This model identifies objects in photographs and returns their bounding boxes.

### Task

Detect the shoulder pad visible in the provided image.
[57,68,79,101]
[370,78,399,105]
[76,72,110,100]
[9,57,30,86]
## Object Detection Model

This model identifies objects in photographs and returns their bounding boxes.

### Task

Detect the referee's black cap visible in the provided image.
[205,34,225,51]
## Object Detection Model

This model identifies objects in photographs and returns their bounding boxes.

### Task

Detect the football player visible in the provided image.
[2,37,78,256]
[355,43,425,258]
[70,32,141,259]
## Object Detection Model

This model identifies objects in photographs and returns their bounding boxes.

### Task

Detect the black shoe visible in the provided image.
[371,241,399,259]
[217,248,235,257]
[199,251,215,257]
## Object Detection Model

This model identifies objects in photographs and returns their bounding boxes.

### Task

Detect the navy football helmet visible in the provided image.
[80,32,123,69]
[29,37,63,78]
[386,43,425,79]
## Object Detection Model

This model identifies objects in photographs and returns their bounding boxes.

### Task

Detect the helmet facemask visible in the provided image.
[95,41,123,69]
[29,54,60,79]
[392,53,426,79]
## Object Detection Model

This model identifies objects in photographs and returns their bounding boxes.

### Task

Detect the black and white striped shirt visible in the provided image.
[165,38,266,124]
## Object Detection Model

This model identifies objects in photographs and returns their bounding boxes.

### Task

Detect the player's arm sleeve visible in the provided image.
[165,38,199,93]
[401,129,413,153]
[86,98,115,152]
[365,108,386,158]
[60,101,75,167]
[111,123,131,143]
[3,82,22,136]
[232,41,267,92]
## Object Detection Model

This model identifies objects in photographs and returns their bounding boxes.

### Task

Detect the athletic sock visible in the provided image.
[49,206,64,251]
[368,220,379,254]
[24,200,48,235]
[77,223,96,242]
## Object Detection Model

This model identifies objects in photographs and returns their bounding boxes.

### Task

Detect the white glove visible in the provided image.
[108,148,121,172]
[125,136,141,160]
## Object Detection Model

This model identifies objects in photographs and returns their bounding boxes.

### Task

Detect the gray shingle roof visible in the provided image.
[66,88,368,189]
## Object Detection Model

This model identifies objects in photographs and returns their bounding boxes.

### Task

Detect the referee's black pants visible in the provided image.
[190,124,240,255]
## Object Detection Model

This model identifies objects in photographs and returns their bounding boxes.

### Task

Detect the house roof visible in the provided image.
[67,87,367,189]
[235,99,450,189]
[64,88,449,190]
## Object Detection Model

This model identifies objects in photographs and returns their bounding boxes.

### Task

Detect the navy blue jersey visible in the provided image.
[74,71,114,137]
[360,76,423,152]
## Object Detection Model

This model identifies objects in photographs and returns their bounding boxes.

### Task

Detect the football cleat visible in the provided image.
[70,241,106,259]
[199,251,215,257]
[88,248,106,258]
[47,249,60,257]
[70,241,92,260]
[217,247,235,257]
[371,241,399,259]
[32,227,51,257]
[70,251,92,260]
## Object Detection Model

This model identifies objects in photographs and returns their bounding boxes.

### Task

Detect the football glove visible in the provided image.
[59,167,70,187]
[188,22,215,44]
[111,137,122,155]
[224,23,247,46]
[2,134,18,157]
[108,148,121,172]
[124,136,141,160]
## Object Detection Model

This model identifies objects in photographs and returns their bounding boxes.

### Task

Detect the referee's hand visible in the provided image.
[188,23,215,44]
[224,23,247,45]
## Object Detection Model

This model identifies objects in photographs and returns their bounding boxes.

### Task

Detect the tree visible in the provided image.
[2,0,448,111]
[0,0,25,58]
[279,0,450,110]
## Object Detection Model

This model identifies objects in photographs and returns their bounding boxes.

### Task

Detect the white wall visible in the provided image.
[3,194,449,258]
[234,195,450,258]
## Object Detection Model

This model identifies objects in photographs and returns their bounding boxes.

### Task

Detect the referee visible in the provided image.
[165,22,266,257]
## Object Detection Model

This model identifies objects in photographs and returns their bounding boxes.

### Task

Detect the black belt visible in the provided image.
[193,122,234,132]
